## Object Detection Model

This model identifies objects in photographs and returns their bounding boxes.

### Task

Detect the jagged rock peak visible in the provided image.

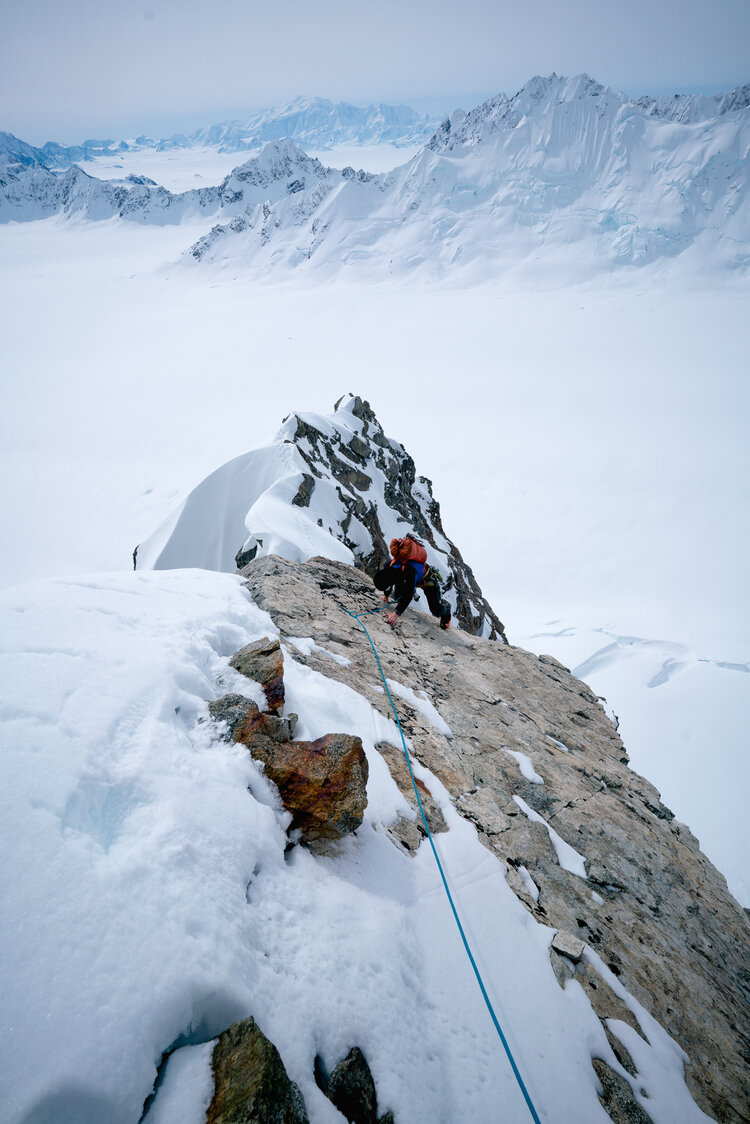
[262,394,505,638]
[137,395,506,640]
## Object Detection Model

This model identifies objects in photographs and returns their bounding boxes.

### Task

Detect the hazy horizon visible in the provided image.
[2,0,748,145]
[4,75,748,149]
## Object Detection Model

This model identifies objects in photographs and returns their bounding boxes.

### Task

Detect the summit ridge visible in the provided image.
[137,395,506,640]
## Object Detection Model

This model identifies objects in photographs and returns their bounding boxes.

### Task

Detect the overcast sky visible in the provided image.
[2,0,748,143]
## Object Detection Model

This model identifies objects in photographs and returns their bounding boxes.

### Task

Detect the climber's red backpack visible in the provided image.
[390,534,427,565]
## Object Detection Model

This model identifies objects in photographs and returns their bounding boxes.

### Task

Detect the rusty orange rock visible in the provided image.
[247,731,368,843]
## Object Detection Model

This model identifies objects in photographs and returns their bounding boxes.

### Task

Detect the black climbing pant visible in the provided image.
[374,563,451,627]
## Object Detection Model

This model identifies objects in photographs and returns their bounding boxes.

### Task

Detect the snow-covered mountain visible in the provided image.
[0,159,214,223]
[188,96,438,152]
[5,73,746,277]
[187,73,750,276]
[0,97,436,172]
[137,395,506,640]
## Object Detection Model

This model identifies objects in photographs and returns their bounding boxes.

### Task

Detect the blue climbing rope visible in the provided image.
[346,602,543,1124]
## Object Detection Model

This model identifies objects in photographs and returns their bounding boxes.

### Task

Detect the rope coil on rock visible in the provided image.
[346,601,543,1124]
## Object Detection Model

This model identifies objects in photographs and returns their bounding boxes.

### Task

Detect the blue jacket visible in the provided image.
[388,559,425,615]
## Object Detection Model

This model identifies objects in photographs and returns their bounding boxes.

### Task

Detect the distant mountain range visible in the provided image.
[1,75,748,278]
[0,97,438,168]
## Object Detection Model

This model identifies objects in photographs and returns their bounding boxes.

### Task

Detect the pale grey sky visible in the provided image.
[2,0,748,143]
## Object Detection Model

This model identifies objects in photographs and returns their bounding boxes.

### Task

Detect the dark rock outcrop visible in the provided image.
[211,682,367,845]
[207,1016,308,1124]
[315,1046,392,1124]
[270,395,507,640]
[208,693,298,744]
[230,636,285,712]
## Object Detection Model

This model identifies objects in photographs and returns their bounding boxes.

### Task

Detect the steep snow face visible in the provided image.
[189,74,750,277]
[137,395,505,639]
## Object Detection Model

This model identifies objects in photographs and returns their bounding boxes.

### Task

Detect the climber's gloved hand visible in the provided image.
[384,611,398,628]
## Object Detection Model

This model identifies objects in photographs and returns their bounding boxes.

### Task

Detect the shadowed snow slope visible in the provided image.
[137,394,506,639]
[516,620,750,908]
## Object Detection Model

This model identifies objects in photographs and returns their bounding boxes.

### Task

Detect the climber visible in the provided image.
[373,534,452,630]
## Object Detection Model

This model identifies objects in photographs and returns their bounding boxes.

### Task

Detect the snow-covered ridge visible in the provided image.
[137,394,506,639]
[427,73,750,152]
[0,139,338,225]
[637,82,750,123]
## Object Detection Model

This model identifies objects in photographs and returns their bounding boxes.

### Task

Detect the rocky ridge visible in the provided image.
[237,552,750,1124]
[138,395,506,640]
[268,395,506,639]
[0,139,339,225]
